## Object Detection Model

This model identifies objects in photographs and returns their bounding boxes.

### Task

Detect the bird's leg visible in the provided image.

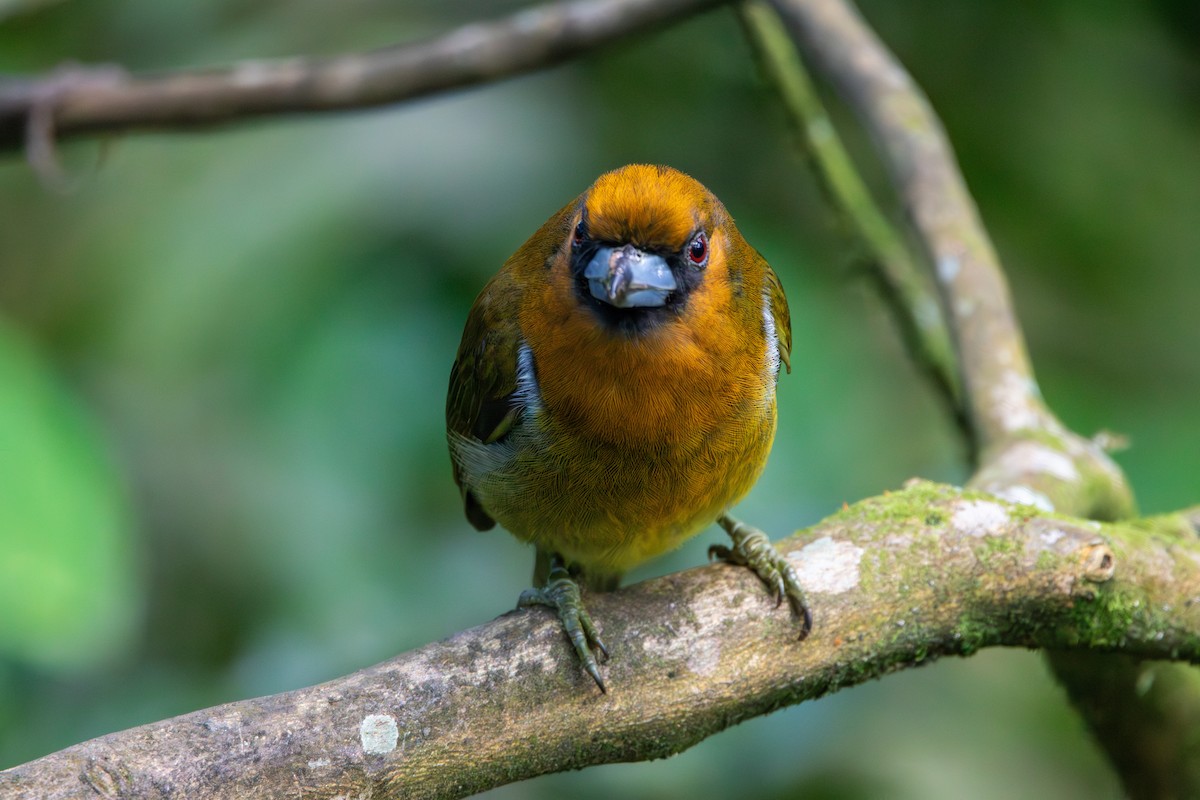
[518,553,610,692]
[711,513,812,639]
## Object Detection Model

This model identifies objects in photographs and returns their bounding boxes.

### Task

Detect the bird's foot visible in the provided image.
[711,513,812,639]
[518,559,609,692]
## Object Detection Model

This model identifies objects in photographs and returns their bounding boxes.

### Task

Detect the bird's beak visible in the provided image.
[583,244,677,309]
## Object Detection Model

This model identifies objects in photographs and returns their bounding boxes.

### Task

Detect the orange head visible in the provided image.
[513,164,790,449]
[564,164,740,336]
[517,163,788,365]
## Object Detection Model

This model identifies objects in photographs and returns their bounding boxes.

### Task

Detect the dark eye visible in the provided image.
[687,232,708,266]
[573,219,587,250]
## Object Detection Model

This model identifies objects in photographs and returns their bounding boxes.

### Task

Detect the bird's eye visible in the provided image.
[573,219,587,250]
[687,233,708,266]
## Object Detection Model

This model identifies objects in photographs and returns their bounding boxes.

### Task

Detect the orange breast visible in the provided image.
[491,254,776,573]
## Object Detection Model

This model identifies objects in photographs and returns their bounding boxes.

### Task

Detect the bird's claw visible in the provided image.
[715,514,813,639]
[706,543,733,563]
[518,565,609,692]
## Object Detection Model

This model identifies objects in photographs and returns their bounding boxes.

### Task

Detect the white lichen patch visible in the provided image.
[1025,446,1078,482]
[951,500,1010,537]
[307,758,332,769]
[936,254,961,283]
[988,440,1080,484]
[641,634,721,677]
[990,370,1044,433]
[360,714,399,755]
[789,537,864,594]
[1040,528,1066,547]
[990,484,1055,512]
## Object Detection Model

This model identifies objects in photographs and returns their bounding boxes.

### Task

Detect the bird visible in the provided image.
[446,164,809,691]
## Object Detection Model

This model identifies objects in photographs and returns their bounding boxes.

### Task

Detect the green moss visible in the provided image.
[1007,426,1073,453]
[1077,463,1137,521]
[953,616,998,656]
[1053,584,1145,649]
[855,549,888,592]
[977,532,1020,558]
[1035,549,1058,571]
[833,480,960,528]
[1128,513,1198,544]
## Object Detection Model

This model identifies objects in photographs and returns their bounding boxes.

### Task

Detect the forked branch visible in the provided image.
[0,0,1190,797]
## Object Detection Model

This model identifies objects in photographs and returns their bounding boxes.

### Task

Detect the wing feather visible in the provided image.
[445,270,525,530]
[763,263,792,374]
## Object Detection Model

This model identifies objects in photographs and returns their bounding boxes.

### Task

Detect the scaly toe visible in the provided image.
[518,566,608,691]
[717,513,812,638]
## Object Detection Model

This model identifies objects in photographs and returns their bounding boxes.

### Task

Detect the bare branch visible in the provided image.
[765,0,1038,442]
[737,1,967,448]
[767,0,1132,509]
[0,0,724,152]
[4,482,1199,799]
[765,0,1129,518]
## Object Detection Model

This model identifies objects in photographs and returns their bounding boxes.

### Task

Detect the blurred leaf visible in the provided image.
[0,318,138,671]
[0,0,64,22]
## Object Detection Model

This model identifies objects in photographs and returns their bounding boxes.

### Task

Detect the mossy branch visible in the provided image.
[765,1,1190,795]
[1,0,1188,795]
[4,481,1200,799]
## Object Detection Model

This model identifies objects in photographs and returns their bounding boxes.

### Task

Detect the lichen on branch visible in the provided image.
[4,482,1199,799]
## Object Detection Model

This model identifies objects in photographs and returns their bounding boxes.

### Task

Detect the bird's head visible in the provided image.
[567,164,733,333]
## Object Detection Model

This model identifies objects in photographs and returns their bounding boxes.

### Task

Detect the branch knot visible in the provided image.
[1080,542,1116,583]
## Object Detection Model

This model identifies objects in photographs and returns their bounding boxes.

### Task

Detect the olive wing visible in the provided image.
[445,270,525,531]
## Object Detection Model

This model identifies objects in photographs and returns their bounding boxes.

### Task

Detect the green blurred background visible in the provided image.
[1,0,1197,797]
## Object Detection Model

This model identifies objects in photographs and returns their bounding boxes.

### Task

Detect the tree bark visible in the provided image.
[4,483,1199,799]
[764,2,1194,796]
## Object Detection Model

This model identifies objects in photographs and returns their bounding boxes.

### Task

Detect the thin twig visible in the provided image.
[766,0,1045,447]
[737,1,967,447]
[766,0,1131,516]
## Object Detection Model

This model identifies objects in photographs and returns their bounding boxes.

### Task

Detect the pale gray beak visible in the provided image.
[583,244,677,308]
